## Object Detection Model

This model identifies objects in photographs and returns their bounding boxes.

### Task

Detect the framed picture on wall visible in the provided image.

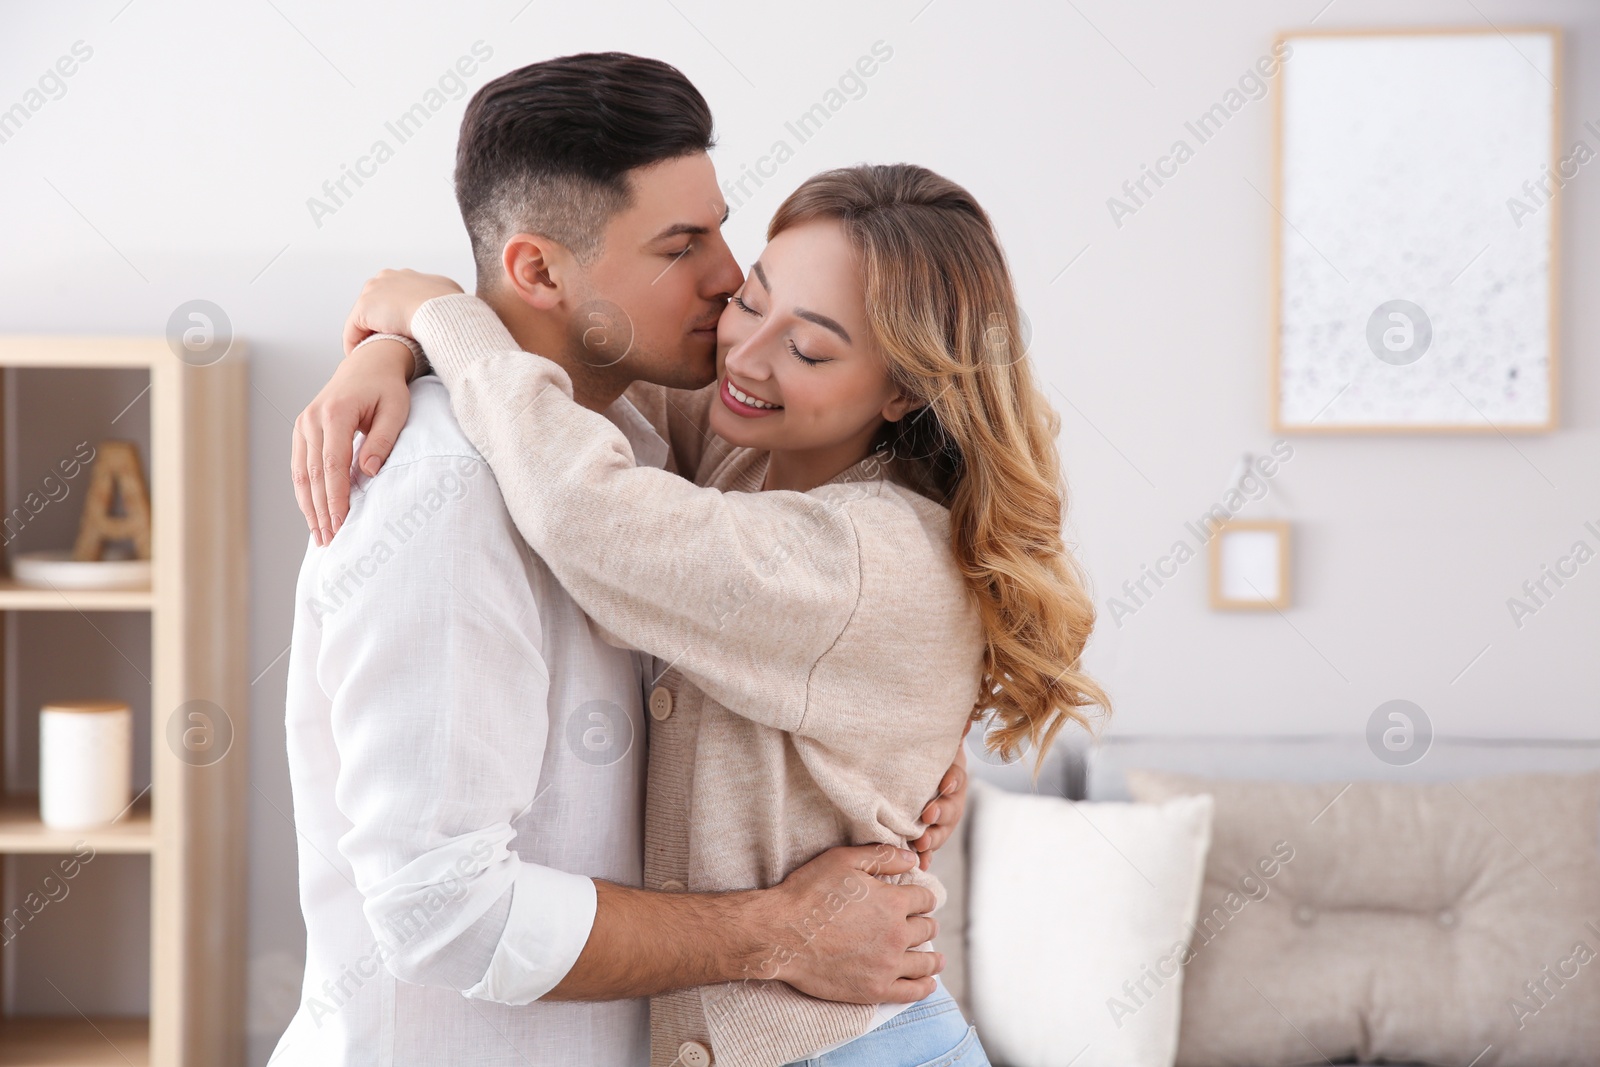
[1271,27,1561,433]
[1210,520,1292,611]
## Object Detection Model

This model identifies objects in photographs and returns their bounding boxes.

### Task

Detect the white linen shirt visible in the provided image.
[271,375,665,1066]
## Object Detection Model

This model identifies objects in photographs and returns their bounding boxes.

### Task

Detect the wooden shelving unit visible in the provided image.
[0,337,247,1067]
[0,581,154,613]
[0,1018,149,1066]
[0,795,153,855]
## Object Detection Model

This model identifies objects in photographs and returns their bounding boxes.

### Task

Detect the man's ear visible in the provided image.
[501,233,572,312]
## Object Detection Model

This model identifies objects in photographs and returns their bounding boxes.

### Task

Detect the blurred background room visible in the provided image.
[0,1,1595,1065]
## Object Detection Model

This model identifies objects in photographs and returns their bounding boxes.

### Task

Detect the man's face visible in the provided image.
[572,152,743,391]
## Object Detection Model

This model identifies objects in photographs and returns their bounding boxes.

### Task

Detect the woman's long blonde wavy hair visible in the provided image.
[769,164,1111,769]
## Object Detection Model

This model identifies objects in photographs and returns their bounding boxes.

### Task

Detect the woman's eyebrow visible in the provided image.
[749,261,852,343]
[795,309,851,343]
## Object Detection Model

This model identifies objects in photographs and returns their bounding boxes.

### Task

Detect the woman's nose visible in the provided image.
[724,326,773,380]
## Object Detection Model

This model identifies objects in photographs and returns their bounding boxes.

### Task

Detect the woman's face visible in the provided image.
[708,218,918,455]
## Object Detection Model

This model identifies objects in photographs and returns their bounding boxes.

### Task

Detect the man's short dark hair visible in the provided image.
[455,52,715,284]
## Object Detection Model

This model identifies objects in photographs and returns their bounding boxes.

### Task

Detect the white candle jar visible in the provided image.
[40,700,132,829]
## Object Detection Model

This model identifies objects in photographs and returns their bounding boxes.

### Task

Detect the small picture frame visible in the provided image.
[1210,520,1292,610]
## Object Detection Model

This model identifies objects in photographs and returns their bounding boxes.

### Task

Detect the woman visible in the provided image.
[300,164,1108,1067]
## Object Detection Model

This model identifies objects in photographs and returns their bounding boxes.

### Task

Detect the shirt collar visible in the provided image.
[601,393,670,471]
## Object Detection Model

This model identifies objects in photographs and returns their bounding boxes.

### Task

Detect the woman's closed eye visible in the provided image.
[733,293,829,365]
[788,340,824,366]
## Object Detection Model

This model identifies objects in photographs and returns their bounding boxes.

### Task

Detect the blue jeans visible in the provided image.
[782,980,990,1067]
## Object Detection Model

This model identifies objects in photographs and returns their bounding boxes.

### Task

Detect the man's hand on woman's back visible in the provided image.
[547,844,942,1004]
[762,843,944,1004]
[912,723,971,871]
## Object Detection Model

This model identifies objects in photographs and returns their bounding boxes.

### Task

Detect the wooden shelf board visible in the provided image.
[0,796,153,854]
[0,580,152,612]
[0,1017,148,1066]
[0,338,161,369]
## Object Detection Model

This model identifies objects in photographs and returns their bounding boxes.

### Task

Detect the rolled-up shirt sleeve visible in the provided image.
[311,448,596,1004]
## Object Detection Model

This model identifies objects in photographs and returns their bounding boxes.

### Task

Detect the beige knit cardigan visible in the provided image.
[412,294,984,1067]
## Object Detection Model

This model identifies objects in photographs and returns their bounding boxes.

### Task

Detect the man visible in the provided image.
[280,53,966,1066]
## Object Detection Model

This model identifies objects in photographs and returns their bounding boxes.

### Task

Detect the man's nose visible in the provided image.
[705,237,744,299]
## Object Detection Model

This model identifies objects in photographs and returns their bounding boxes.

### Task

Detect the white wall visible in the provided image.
[1,0,1595,1059]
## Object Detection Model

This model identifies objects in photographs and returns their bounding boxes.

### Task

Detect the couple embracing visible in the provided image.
[279,50,1106,1067]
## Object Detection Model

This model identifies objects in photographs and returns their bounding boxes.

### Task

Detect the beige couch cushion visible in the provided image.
[1126,769,1600,1067]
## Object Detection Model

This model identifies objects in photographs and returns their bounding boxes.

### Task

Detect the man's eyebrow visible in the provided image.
[652,205,730,242]
[652,221,710,241]
[750,261,851,343]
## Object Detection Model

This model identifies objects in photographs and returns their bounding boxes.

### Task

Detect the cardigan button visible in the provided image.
[678,1040,712,1067]
[660,879,686,892]
[649,686,674,721]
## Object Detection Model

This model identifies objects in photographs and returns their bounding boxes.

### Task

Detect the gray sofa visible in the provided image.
[930,732,1600,1066]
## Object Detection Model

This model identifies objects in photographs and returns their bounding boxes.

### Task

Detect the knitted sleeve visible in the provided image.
[412,293,862,736]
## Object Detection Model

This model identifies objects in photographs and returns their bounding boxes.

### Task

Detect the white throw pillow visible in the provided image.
[967,781,1214,1067]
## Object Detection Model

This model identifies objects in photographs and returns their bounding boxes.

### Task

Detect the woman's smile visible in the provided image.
[719,374,784,417]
